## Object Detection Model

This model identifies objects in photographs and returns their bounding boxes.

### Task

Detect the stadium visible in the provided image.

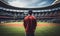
[0,0,60,36]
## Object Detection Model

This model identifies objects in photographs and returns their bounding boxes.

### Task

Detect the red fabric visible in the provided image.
[23,15,37,33]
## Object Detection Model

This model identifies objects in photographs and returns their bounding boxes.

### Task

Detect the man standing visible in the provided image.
[23,10,37,36]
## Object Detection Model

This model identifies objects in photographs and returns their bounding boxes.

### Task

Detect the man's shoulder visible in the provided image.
[24,15,36,20]
[32,16,36,19]
[24,16,29,20]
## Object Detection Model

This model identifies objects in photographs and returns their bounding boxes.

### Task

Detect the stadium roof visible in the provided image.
[0,0,60,8]
[0,0,60,10]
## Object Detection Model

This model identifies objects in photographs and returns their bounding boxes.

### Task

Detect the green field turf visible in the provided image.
[4,21,51,24]
[0,22,60,36]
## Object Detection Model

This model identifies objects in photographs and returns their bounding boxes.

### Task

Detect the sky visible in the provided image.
[6,0,55,8]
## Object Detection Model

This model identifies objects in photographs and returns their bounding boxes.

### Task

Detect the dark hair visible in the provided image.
[28,10,32,15]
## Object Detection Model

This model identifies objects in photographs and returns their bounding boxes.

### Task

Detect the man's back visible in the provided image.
[24,15,37,33]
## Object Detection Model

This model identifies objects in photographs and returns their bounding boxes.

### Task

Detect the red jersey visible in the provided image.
[23,15,37,33]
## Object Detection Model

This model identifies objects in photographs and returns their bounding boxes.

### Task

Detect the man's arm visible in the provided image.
[34,19,37,30]
[23,19,27,29]
[32,18,37,30]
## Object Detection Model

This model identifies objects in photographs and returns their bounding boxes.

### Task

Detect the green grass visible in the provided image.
[0,22,60,36]
[0,26,25,36]
[4,22,23,24]
[4,21,49,24]
[35,26,60,36]
[0,26,60,36]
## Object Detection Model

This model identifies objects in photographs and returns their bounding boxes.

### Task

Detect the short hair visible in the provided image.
[28,10,32,15]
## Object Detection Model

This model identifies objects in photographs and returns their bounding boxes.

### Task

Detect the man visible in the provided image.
[23,10,37,36]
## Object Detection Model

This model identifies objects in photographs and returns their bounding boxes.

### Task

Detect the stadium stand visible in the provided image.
[0,1,60,23]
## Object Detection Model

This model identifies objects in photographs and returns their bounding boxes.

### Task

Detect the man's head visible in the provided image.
[28,10,32,15]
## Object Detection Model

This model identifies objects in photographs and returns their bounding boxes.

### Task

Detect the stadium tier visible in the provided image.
[0,1,60,23]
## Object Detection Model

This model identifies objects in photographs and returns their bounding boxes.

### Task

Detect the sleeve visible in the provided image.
[32,18,37,30]
[23,19,27,29]
[34,19,37,30]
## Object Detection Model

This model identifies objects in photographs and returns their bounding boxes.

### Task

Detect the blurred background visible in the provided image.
[0,0,60,36]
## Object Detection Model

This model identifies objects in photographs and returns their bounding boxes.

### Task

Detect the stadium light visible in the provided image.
[12,9,17,12]
[6,9,10,11]
[16,10,19,12]
[0,6,60,13]
[44,10,48,12]
[24,10,29,12]
[9,9,13,11]
[3,8,6,10]
[0,7,3,9]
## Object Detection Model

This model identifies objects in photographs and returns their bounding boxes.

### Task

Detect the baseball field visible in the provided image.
[0,22,60,36]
